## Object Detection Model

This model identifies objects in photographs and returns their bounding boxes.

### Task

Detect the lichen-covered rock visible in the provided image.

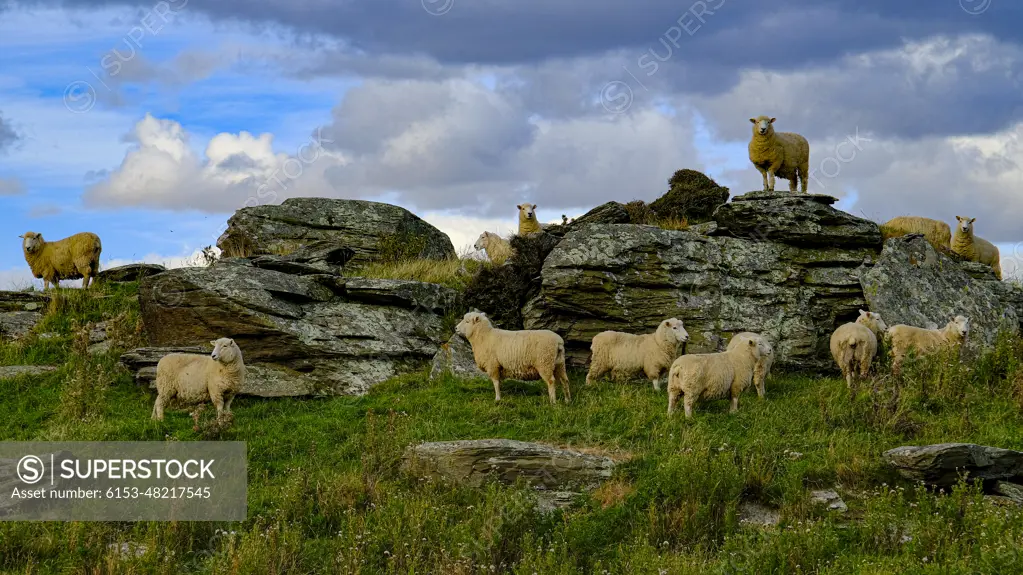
[860,235,1019,353]
[523,212,878,370]
[136,260,461,396]
[884,443,1023,488]
[216,197,455,265]
[429,333,486,381]
[97,263,166,283]
[0,291,49,340]
[710,192,882,248]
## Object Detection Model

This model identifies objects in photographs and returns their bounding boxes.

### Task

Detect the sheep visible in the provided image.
[455,311,570,404]
[886,315,970,375]
[151,338,246,421]
[19,231,102,290]
[474,231,514,265]
[881,216,952,250]
[517,204,542,235]
[726,332,774,399]
[951,216,1001,280]
[829,310,888,395]
[666,335,769,418]
[748,115,810,193]
[585,318,689,391]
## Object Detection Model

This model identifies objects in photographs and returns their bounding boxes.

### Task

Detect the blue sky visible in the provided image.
[2,1,1022,287]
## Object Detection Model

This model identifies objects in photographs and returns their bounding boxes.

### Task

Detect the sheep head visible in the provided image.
[455,311,490,338]
[857,309,888,333]
[517,204,537,221]
[659,317,689,344]
[749,115,776,137]
[473,232,489,251]
[19,231,44,254]
[210,338,241,364]
[948,315,970,340]
[954,215,976,236]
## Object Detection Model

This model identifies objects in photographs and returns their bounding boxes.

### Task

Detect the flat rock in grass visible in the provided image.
[994,481,1023,505]
[97,263,166,283]
[738,501,780,527]
[401,439,615,492]
[809,489,848,512]
[883,443,1023,488]
[0,365,58,379]
[429,333,486,381]
[0,291,50,340]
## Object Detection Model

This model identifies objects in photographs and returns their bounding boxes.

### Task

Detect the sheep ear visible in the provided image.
[969,217,976,223]
[748,339,756,346]
[749,118,756,124]
[516,204,523,210]
[209,340,217,346]
[769,117,776,123]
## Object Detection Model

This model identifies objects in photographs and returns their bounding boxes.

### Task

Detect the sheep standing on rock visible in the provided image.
[951,216,1001,279]
[585,318,689,391]
[667,335,768,418]
[829,310,888,395]
[881,216,952,250]
[748,116,810,193]
[517,204,542,235]
[151,338,246,421]
[886,316,970,375]
[474,232,514,265]
[455,311,570,404]
[726,332,774,399]
[19,231,102,290]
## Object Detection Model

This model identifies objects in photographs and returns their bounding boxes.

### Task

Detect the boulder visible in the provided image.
[0,291,49,340]
[523,193,881,369]
[883,443,1023,488]
[97,263,166,283]
[135,259,461,396]
[216,198,456,265]
[401,439,615,492]
[429,333,486,381]
[710,192,882,248]
[544,202,632,238]
[860,234,1019,353]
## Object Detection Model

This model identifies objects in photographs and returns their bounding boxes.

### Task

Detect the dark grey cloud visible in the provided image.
[0,111,19,153]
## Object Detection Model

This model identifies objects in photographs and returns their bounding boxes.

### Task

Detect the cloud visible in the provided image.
[0,177,24,195]
[27,204,63,218]
[0,111,20,153]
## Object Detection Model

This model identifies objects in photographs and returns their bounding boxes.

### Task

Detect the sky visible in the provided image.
[1,0,1022,288]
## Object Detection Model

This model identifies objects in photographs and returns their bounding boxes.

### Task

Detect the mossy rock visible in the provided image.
[648,169,730,224]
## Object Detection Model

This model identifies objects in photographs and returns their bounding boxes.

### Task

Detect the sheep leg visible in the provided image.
[645,365,662,391]
[683,397,695,419]
[667,389,679,414]
[758,168,769,191]
[211,391,226,418]
[799,162,809,193]
[555,363,571,403]
[585,365,605,386]
[224,393,235,414]
[730,395,739,413]
[767,171,776,192]
[490,377,502,402]
[152,394,168,421]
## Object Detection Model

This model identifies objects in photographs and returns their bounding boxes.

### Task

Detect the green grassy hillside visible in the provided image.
[2,282,1023,574]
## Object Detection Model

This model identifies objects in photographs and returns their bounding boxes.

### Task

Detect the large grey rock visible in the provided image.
[216,197,456,265]
[120,346,317,397]
[429,333,486,381]
[97,263,166,283]
[135,260,461,396]
[0,291,49,340]
[401,439,615,491]
[883,443,1023,488]
[710,192,883,249]
[523,212,878,370]
[860,235,1019,353]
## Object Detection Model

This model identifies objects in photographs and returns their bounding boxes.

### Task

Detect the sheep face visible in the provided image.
[955,215,976,236]
[661,318,689,344]
[749,115,776,137]
[744,337,765,360]
[950,315,970,339]
[857,309,888,332]
[455,311,489,339]
[210,338,241,364]
[473,233,488,251]
[517,204,537,221]
[19,232,43,254]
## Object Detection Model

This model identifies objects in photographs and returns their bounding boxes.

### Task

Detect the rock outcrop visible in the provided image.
[523,192,881,370]
[860,234,1019,352]
[429,333,486,381]
[97,263,166,283]
[132,257,461,396]
[0,291,49,340]
[216,198,456,265]
[884,443,1023,488]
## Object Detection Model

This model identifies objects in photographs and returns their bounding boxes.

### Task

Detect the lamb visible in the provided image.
[455,311,570,404]
[666,335,768,418]
[881,216,952,251]
[517,204,542,235]
[151,338,246,421]
[886,315,970,375]
[585,318,689,391]
[951,216,1001,280]
[829,310,888,395]
[748,115,810,193]
[726,332,774,399]
[473,231,514,265]
[19,231,102,290]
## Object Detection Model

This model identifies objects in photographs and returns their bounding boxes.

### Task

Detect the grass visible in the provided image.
[3,283,1023,573]
[349,256,490,291]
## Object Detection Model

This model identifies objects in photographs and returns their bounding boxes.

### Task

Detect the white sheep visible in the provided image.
[829,310,888,394]
[151,338,246,421]
[748,115,810,193]
[455,311,570,404]
[951,216,1001,280]
[726,332,774,399]
[474,231,514,265]
[886,316,970,375]
[666,335,768,418]
[19,231,102,289]
[585,318,689,391]
[517,204,542,235]
[880,216,952,251]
